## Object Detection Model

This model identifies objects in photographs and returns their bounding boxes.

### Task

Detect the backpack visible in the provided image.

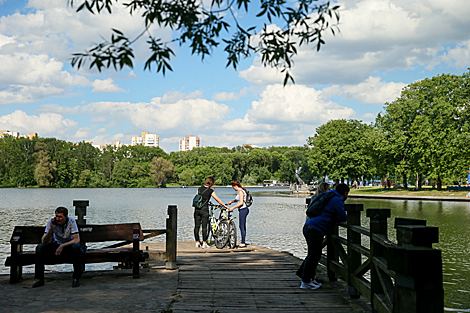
[192,187,211,209]
[306,191,339,218]
[244,190,253,207]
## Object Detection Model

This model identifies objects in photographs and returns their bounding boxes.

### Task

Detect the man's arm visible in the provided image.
[41,219,55,244]
[55,233,80,256]
[331,197,347,223]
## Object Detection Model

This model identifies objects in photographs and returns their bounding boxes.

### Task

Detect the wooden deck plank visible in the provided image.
[167,245,368,312]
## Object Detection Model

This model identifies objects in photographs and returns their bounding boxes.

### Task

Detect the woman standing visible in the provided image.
[194,177,228,248]
[228,181,250,248]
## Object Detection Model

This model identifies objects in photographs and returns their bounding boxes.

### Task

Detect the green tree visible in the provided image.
[69,0,340,84]
[149,157,175,187]
[33,142,57,187]
[307,119,372,183]
[376,71,470,189]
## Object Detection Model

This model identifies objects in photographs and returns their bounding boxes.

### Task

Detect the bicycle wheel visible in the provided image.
[215,220,229,249]
[207,217,217,244]
[227,220,237,249]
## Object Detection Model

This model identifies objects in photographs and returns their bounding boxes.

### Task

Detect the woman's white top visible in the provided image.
[235,189,247,208]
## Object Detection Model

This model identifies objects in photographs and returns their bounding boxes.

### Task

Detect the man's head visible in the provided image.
[335,183,350,201]
[54,207,68,225]
[205,176,215,187]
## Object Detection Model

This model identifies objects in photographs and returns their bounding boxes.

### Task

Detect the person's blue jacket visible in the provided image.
[305,189,347,234]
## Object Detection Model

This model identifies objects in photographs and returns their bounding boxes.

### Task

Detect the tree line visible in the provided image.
[2,70,469,189]
[0,136,311,188]
[308,70,470,189]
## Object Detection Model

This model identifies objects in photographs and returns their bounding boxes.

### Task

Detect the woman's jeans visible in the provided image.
[194,208,209,242]
[238,207,249,244]
[296,224,324,283]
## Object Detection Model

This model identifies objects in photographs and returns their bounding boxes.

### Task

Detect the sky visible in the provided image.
[0,0,469,152]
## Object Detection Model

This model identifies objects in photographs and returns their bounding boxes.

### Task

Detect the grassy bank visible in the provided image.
[349,186,470,198]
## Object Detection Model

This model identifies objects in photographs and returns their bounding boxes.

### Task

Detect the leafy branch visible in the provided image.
[68,0,340,84]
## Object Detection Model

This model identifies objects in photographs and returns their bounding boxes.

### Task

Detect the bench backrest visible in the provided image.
[10,223,142,244]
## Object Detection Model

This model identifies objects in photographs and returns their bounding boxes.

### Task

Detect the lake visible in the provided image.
[0,187,468,312]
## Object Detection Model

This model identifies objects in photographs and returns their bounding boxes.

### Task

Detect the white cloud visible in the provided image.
[240,0,470,85]
[96,128,107,133]
[81,97,231,132]
[0,110,77,136]
[442,39,470,68]
[212,88,248,101]
[91,116,107,123]
[322,77,406,104]
[37,104,81,114]
[92,78,125,93]
[161,90,204,103]
[0,53,90,104]
[72,127,92,139]
[246,84,355,124]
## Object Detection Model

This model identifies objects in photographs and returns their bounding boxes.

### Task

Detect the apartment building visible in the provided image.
[131,132,159,147]
[0,131,37,139]
[179,135,200,152]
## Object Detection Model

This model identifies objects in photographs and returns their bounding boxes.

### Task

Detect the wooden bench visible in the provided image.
[5,223,149,284]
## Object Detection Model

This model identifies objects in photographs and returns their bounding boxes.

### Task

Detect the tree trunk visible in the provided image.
[437,174,442,190]
[403,173,408,189]
[418,174,422,190]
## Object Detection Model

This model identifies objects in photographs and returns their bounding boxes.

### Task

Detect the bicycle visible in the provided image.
[207,202,237,249]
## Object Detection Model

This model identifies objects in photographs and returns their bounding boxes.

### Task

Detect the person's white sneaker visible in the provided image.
[195,242,201,248]
[300,281,321,290]
[202,242,209,248]
[311,278,322,287]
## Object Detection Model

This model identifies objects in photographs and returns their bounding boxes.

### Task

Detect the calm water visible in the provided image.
[0,188,468,311]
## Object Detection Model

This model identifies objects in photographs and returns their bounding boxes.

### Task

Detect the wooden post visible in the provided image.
[73,200,89,225]
[9,229,22,284]
[132,225,140,279]
[326,224,339,282]
[345,203,363,299]
[166,205,177,270]
[367,208,391,313]
[388,245,443,312]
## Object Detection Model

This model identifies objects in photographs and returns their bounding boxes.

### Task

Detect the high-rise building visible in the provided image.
[179,135,200,151]
[131,132,159,147]
[0,130,19,138]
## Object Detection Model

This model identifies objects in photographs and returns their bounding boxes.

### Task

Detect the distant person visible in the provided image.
[466,192,470,199]
[33,207,82,288]
[314,182,330,196]
[194,177,228,248]
[296,183,349,290]
[228,181,250,248]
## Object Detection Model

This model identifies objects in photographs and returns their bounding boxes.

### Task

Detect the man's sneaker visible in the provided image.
[72,279,80,288]
[300,281,321,290]
[202,242,209,248]
[195,242,201,248]
[311,278,323,286]
[32,279,45,288]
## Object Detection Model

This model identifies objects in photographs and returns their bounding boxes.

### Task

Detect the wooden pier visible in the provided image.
[142,241,369,312]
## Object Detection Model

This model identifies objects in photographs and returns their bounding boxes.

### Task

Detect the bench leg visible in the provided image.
[10,264,21,284]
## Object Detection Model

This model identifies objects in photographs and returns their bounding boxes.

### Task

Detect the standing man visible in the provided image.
[296,183,349,290]
[33,206,82,288]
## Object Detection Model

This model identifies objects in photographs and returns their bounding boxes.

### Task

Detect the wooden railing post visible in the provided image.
[73,200,89,226]
[367,208,391,313]
[166,205,177,270]
[132,225,141,278]
[389,218,443,312]
[345,203,363,299]
[326,224,339,282]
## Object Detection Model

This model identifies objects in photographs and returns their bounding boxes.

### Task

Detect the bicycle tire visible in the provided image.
[227,220,237,249]
[215,220,229,249]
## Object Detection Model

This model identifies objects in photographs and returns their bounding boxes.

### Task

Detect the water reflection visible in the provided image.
[0,188,468,310]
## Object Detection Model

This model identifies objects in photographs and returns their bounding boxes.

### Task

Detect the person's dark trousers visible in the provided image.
[194,208,209,242]
[35,242,82,280]
[238,207,249,244]
[296,225,324,283]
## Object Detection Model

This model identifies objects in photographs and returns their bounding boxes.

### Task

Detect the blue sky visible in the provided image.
[0,0,469,152]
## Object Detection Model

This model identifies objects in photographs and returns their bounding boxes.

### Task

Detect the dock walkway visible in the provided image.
[0,242,368,312]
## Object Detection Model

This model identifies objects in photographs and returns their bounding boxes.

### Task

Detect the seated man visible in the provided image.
[33,206,82,288]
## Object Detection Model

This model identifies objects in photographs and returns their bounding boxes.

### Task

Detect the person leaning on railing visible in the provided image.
[296,183,350,290]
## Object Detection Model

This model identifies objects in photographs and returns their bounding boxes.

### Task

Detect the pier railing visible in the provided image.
[74,200,177,270]
[307,201,444,313]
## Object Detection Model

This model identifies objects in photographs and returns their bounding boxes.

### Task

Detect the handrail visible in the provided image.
[310,201,444,313]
